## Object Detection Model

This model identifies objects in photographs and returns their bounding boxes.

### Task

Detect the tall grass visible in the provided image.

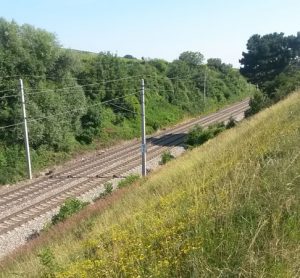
[1,92,300,277]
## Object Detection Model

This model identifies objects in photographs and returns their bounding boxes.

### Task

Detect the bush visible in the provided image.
[226,117,237,129]
[104,182,113,194]
[159,151,175,165]
[93,182,114,201]
[51,198,89,225]
[117,174,140,189]
[245,92,271,117]
[186,123,225,147]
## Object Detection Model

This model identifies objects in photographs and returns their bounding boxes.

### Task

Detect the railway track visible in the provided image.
[0,99,249,236]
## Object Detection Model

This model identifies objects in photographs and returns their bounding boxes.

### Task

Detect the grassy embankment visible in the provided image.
[1,92,300,277]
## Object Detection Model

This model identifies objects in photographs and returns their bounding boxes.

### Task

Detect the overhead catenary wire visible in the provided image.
[27,92,140,123]
[0,92,19,100]
[0,122,24,130]
[0,73,196,99]
[106,102,138,115]
[25,87,140,98]
[0,88,17,95]
[0,77,141,101]
[0,91,140,130]
[0,73,201,129]
[25,75,148,94]
[0,61,144,81]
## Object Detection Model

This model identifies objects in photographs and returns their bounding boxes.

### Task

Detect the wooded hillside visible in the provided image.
[0,18,251,184]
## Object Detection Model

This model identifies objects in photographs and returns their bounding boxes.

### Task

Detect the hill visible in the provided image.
[1,91,299,277]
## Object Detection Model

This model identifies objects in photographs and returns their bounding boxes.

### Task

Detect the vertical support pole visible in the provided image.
[20,79,32,180]
[203,67,207,104]
[141,79,146,177]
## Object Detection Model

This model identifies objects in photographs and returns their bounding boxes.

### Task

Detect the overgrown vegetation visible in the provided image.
[0,18,252,184]
[159,151,175,165]
[93,182,113,201]
[51,198,89,225]
[37,247,59,277]
[1,91,299,278]
[117,174,140,189]
[186,118,237,148]
[186,122,228,147]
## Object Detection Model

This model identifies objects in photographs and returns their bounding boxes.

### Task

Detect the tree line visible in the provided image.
[0,18,251,184]
[240,32,300,114]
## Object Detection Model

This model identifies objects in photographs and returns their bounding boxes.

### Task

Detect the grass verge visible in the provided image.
[1,92,299,277]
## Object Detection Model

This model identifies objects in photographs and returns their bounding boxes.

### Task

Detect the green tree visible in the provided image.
[239,33,296,94]
[179,51,204,66]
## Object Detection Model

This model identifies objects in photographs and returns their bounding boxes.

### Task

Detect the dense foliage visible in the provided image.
[0,18,251,184]
[186,123,226,147]
[240,32,300,114]
[159,151,175,165]
[51,198,89,225]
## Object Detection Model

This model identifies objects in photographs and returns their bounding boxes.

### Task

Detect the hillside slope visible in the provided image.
[1,92,300,277]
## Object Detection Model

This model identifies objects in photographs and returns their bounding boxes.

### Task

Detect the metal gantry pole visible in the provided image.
[20,79,32,179]
[203,67,207,104]
[140,79,147,176]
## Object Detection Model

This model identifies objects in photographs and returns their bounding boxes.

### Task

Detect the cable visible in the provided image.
[0,74,23,80]
[27,92,140,123]
[0,92,140,130]
[0,122,23,130]
[0,88,17,94]
[106,102,138,115]
[0,92,19,100]
[0,74,195,99]
[25,87,140,98]
[25,75,147,94]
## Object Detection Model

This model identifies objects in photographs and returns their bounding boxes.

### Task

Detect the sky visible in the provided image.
[1,0,300,67]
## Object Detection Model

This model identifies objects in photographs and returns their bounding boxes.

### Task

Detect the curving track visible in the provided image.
[0,99,249,236]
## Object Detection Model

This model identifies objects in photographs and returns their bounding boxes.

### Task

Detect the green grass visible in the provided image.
[1,92,299,277]
[117,174,140,189]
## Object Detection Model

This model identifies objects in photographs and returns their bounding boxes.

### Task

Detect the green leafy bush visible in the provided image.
[186,123,225,147]
[93,182,114,201]
[51,198,89,225]
[159,151,175,165]
[117,174,140,189]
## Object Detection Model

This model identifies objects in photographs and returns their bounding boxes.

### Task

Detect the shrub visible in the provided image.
[245,91,271,117]
[104,182,113,194]
[93,182,114,201]
[159,151,175,165]
[226,117,237,129]
[117,174,140,188]
[186,123,226,147]
[51,198,89,225]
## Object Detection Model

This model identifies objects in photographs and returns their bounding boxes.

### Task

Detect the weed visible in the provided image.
[117,174,140,188]
[51,198,89,225]
[93,182,114,201]
[37,247,58,277]
[159,151,175,165]
[104,182,113,194]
